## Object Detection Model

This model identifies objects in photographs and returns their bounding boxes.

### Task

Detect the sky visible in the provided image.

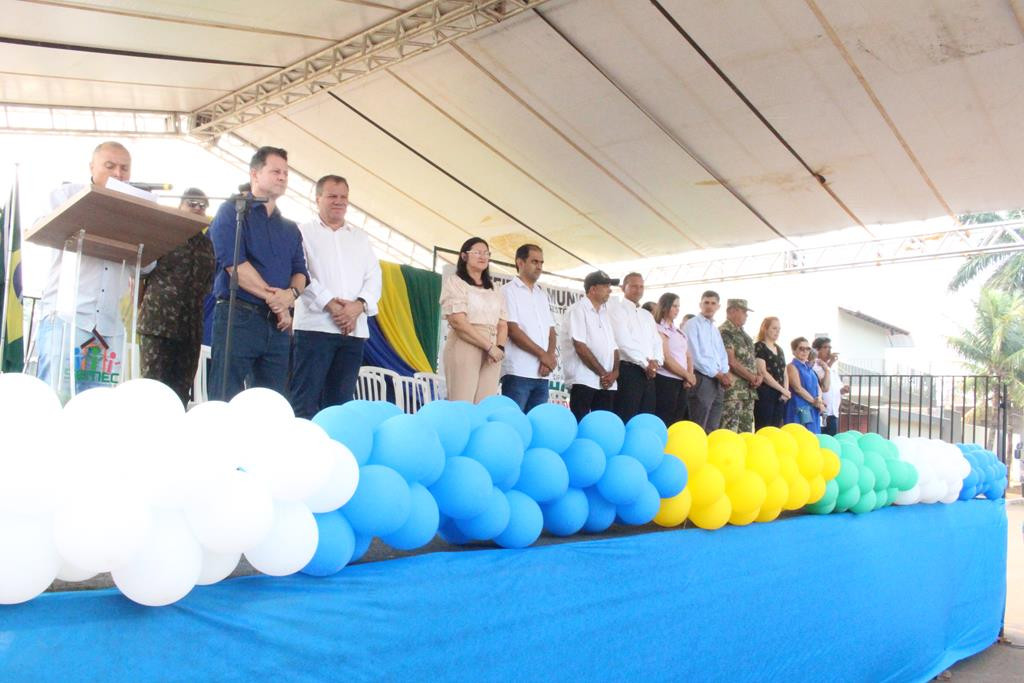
[2,132,990,373]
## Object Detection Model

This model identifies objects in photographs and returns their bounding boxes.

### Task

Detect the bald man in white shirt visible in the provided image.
[290,175,382,418]
[609,272,663,421]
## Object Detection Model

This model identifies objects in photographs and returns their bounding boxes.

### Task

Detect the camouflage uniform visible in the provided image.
[138,231,216,405]
[719,319,756,433]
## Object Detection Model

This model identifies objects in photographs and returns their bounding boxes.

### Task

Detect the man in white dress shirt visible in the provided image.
[34,141,134,397]
[561,270,620,422]
[609,272,663,421]
[290,175,382,418]
[500,244,557,413]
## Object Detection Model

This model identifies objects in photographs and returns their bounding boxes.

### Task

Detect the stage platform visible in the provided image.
[0,500,1007,682]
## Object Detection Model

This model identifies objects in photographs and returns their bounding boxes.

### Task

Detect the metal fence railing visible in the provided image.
[839,374,1010,464]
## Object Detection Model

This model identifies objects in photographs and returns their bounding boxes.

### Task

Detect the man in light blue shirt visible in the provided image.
[683,290,733,431]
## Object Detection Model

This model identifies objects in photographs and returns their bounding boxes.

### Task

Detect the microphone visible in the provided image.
[235,182,268,203]
[130,182,173,191]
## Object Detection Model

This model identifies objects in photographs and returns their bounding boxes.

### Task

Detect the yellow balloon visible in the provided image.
[756,426,782,438]
[755,506,782,523]
[796,444,824,479]
[821,449,841,480]
[726,470,768,515]
[653,488,692,527]
[764,476,789,510]
[778,452,799,481]
[783,475,810,510]
[806,475,827,504]
[690,495,732,530]
[688,463,726,507]
[665,421,708,472]
[729,507,760,526]
[707,429,747,483]
[744,434,780,482]
[763,429,798,460]
[781,422,812,443]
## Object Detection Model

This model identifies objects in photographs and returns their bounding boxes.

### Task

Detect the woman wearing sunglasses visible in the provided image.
[784,336,828,434]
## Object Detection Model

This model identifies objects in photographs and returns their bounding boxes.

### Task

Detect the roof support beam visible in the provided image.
[188,0,551,140]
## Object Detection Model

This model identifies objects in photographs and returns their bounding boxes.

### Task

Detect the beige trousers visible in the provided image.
[444,323,500,403]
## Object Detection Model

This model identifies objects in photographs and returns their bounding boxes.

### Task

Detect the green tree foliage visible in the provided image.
[948,209,1024,293]
[948,289,1024,410]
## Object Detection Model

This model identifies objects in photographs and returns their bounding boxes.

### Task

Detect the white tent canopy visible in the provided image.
[3,0,1023,270]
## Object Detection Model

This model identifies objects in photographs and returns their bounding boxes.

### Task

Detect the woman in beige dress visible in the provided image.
[440,237,509,403]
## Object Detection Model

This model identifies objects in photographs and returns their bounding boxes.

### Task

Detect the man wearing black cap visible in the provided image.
[138,188,216,405]
[560,270,620,421]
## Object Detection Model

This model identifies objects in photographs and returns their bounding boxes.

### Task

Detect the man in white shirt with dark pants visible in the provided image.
[561,270,620,422]
[501,244,557,413]
[290,174,382,418]
[34,141,134,398]
[609,272,663,421]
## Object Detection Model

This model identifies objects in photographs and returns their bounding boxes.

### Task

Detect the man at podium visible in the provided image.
[33,141,134,397]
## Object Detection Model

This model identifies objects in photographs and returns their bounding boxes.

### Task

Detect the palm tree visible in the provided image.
[948,209,1024,292]
[948,289,1024,450]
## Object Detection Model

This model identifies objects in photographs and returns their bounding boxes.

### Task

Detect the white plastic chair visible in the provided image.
[191,344,212,406]
[548,388,570,407]
[394,375,425,414]
[413,372,446,403]
[355,366,390,402]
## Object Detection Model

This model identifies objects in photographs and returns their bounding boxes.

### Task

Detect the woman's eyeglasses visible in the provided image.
[797,346,811,352]
[186,200,209,210]
[466,250,491,258]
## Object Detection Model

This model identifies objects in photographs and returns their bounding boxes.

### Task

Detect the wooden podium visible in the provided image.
[26,185,210,396]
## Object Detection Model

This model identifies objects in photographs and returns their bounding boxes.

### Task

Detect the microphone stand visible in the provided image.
[219,187,268,400]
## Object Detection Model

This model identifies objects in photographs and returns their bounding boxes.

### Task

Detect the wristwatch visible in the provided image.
[290,286,300,300]
[356,297,367,313]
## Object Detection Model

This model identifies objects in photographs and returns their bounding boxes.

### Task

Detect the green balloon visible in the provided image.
[880,440,900,460]
[900,462,918,491]
[836,458,860,491]
[841,441,865,466]
[817,433,842,456]
[842,429,863,437]
[886,487,898,505]
[874,489,888,509]
[864,452,890,490]
[858,432,887,453]
[885,460,903,489]
[851,489,877,514]
[858,465,876,494]
[806,499,837,515]
[820,479,840,507]
[835,486,861,512]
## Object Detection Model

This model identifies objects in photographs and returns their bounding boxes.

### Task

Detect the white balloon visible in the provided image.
[305,440,360,513]
[184,469,274,554]
[56,560,97,583]
[112,510,202,607]
[894,484,920,506]
[229,387,294,423]
[0,511,60,604]
[247,419,334,502]
[0,430,59,514]
[196,547,240,586]
[53,487,153,573]
[0,372,62,427]
[244,500,318,576]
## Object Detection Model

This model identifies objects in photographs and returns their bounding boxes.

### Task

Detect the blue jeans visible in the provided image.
[501,375,549,413]
[209,300,291,401]
[290,330,366,419]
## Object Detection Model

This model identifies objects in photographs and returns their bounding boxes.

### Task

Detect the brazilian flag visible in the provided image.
[1,174,24,372]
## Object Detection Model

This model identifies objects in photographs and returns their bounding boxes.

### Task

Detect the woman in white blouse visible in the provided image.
[440,237,509,403]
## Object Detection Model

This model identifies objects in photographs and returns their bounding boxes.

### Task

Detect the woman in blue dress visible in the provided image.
[784,336,828,434]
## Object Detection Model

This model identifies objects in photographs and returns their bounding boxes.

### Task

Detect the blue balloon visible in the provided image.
[494,490,543,549]
[456,487,511,540]
[312,405,374,464]
[462,421,525,485]
[429,456,493,520]
[648,453,688,498]
[515,447,570,503]
[301,511,356,577]
[380,483,440,550]
[488,408,534,451]
[454,400,488,430]
[620,428,665,472]
[478,394,521,417]
[350,532,373,562]
[527,403,578,453]
[416,401,472,458]
[582,487,616,533]
[541,488,589,536]
[626,412,668,447]
[596,455,647,506]
[498,465,521,492]
[369,414,446,484]
[984,477,1007,500]
[345,400,402,426]
[561,438,607,489]
[438,515,472,545]
[342,465,412,536]
[617,481,661,525]
[578,410,626,458]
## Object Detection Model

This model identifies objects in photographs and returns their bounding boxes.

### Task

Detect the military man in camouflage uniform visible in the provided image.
[719,299,761,432]
[138,188,216,405]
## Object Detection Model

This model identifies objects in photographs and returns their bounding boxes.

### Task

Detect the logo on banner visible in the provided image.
[74,329,120,386]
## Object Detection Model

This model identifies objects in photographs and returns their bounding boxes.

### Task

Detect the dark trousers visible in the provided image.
[290,330,366,419]
[687,372,724,432]
[823,415,839,436]
[569,384,615,422]
[754,385,786,430]
[210,300,291,402]
[614,362,655,422]
[140,333,201,407]
[654,374,688,427]
[501,375,550,413]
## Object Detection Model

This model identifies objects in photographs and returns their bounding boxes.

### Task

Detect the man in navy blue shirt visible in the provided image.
[208,146,309,401]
